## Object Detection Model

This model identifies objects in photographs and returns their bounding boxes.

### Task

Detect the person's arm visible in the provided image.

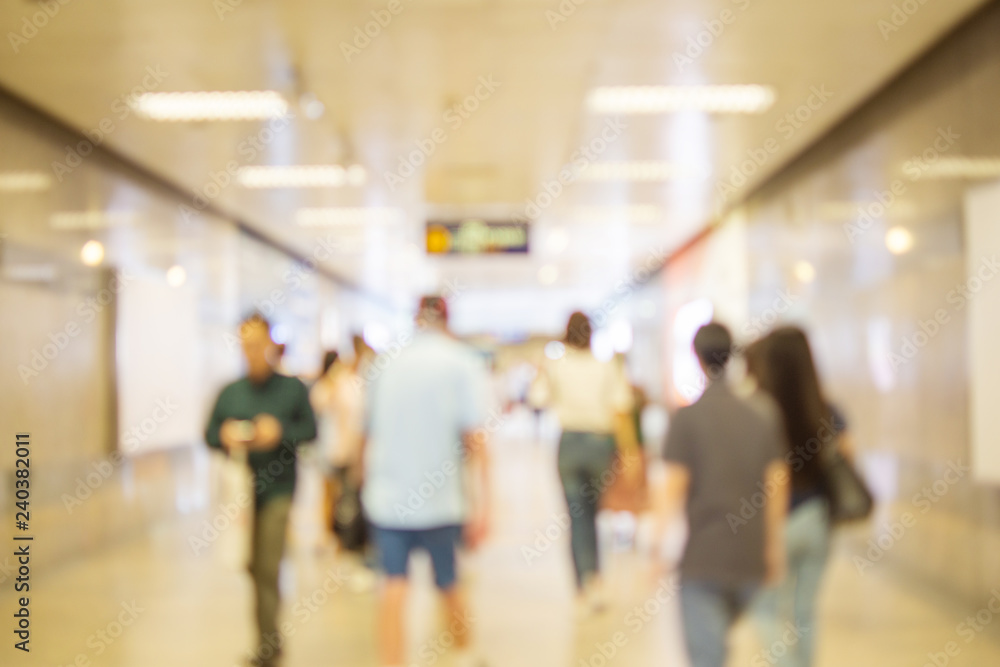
[284,379,318,444]
[527,361,551,409]
[763,459,790,585]
[205,392,226,451]
[837,431,856,460]
[463,428,491,549]
[205,388,241,453]
[663,463,691,520]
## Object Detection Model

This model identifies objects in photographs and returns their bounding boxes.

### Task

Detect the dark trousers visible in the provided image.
[556,431,616,588]
[249,494,293,658]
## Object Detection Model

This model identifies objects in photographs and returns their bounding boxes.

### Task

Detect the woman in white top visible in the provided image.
[530,311,634,613]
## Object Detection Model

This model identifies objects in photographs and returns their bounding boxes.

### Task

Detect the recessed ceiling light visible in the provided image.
[295,207,403,226]
[579,162,706,181]
[80,240,104,266]
[50,211,132,230]
[166,265,187,287]
[587,85,776,114]
[238,165,366,188]
[0,171,52,192]
[538,264,559,285]
[919,157,1000,179]
[794,260,816,283]
[885,227,914,255]
[130,91,289,121]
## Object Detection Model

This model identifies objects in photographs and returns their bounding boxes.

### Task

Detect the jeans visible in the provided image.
[557,431,616,588]
[751,497,830,667]
[680,579,759,667]
[249,493,293,660]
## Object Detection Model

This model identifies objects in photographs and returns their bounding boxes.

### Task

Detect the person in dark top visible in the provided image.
[205,314,317,667]
[663,323,790,667]
[746,326,854,667]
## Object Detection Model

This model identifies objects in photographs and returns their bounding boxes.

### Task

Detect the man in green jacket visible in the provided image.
[205,314,317,667]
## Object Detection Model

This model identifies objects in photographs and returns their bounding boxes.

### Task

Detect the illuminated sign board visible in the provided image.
[426,219,529,255]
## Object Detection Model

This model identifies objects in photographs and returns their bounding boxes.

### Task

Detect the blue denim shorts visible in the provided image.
[371,524,463,589]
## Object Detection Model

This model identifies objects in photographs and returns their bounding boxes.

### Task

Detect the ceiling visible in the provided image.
[0,0,990,303]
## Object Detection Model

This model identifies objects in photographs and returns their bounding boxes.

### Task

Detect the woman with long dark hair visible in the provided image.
[529,311,635,616]
[746,327,854,667]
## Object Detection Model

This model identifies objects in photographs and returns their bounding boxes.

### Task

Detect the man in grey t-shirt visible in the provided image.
[663,323,789,667]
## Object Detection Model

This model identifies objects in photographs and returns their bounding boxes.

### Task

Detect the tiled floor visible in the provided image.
[8,417,1000,666]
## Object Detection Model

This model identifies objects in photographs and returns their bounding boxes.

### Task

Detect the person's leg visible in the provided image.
[371,526,414,666]
[576,434,616,582]
[679,579,731,667]
[790,499,830,667]
[423,525,473,651]
[557,433,589,589]
[248,494,293,663]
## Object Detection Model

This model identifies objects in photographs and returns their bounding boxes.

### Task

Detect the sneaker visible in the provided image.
[584,576,608,615]
[348,565,377,593]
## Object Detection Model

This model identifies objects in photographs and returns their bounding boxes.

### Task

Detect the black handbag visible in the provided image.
[333,480,368,552]
[822,445,874,523]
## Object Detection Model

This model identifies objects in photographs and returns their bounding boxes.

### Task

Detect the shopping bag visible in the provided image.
[823,446,874,524]
[217,449,254,571]
[600,447,648,514]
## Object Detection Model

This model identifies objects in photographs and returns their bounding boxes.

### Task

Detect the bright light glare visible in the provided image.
[610,320,633,353]
[80,240,104,266]
[885,227,914,255]
[166,265,187,287]
[544,341,566,360]
[587,85,776,115]
[131,91,289,121]
[363,322,391,351]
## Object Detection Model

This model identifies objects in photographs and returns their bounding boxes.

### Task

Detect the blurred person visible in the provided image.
[205,314,318,667]
[662,322,789,667]
[311,349,341,544]
[312,341,376,588]
[528,311,636,615]
[361,296,492,667]
[747,327,854,667]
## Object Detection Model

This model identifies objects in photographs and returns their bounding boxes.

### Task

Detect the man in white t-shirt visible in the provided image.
[362,296,491,667]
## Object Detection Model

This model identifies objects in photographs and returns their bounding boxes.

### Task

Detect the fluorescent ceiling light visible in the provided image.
[920,157,1000,179]
[572,205,663,223]
[238,165,366,188]
[815,200,918,220]
[587,85,776,114]
[131,91,289,121]
[296,207,402,226]
[3,263,57,283]
[0,171,52,192]
[50,211,132,230]
[579,162,706,181]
